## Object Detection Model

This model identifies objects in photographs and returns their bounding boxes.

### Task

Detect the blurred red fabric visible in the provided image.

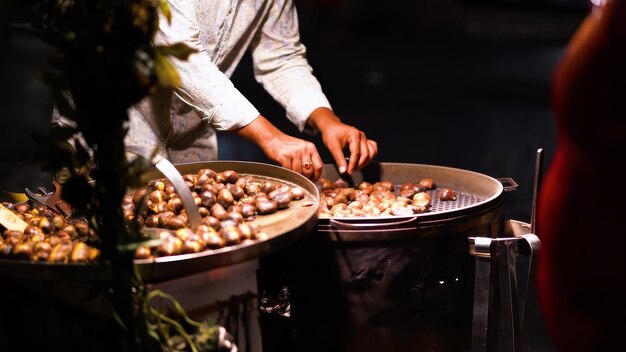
[537,1,626,350]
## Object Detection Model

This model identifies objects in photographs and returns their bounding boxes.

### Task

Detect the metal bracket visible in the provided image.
[471,234,541,352]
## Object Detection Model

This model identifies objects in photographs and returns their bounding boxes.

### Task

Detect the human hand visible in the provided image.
[261,133,323,182]
[308,107,378,174]
[234,115,323,181]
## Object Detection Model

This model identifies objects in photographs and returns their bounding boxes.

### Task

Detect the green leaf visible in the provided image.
[156,43,198,61]
[146,328,161,345]
[154,51,181,88]
[111,309,129,332]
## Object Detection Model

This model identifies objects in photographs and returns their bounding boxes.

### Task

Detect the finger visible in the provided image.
[301,157,314,178]
[311,153,324,182]
[292,156,303,176]
[346,133,360,174]
[300,142,319,179]
[329,142,348,174]
[367,139,378,160]
[276,155,292,171]
[359,138,378,168]
[358,134,369,169]
[360,139,378,168]
[368,139,378,155]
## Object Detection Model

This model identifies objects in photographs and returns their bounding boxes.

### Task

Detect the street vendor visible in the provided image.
[52,0,377,182]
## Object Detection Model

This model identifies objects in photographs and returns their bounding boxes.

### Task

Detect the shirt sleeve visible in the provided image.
[249,0,332,134]
[155,0,259,131]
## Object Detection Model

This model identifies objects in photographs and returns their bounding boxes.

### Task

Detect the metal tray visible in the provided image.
[316,162,514,241]
[135,161,320,282]
[0,161,320,283]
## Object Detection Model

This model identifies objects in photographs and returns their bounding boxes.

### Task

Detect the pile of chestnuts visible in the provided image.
[0,202,100,263]
[317,177,444,218]
[125,168,308,259]
[0,168,310,263]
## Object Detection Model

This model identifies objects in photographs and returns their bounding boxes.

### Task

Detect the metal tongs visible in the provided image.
[471,149,544,352]
[24,180,73,217]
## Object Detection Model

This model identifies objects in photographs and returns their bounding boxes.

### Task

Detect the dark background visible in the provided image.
[0,1,589,350]
[221,0,588,224]
[0,0,588,223]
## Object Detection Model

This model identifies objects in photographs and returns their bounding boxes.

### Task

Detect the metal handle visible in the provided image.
[154,158,203,230]
[517,234,541,352]
[530,149,544,233]
[471,237,493,352]
[497,177,519,193]
[497,239,520,352]
[329,216,418,229]
[126,146,203,230]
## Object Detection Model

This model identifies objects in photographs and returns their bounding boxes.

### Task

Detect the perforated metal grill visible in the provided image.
[427,189,486,213]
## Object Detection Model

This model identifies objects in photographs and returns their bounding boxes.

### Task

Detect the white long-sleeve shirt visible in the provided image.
[125,0,332,163]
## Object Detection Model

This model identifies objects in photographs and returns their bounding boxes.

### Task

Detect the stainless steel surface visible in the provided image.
[470,220,541,352]
[472,236,493,352]
[0,161,320,283]
[322,162,504,216]
[24,187,52,210]
[318,162,509,241]
[135,160,320,282]
[154,157,203,230]
[518,233,541,352]
[497,238,519,352]
[530,149,544,233]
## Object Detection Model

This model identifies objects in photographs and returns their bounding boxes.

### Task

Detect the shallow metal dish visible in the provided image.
[317,162,515,241]
[135,161,320,282]
[0,161,320,283]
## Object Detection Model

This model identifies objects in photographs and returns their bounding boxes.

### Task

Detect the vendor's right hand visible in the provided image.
[234,115,323,181]
[262,133,323,182]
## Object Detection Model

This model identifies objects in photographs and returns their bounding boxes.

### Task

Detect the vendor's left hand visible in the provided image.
[308,107,378,174]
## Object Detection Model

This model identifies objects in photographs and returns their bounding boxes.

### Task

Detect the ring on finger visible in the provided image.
[303,161,312,170]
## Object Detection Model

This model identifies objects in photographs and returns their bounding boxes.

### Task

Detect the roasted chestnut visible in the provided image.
[439,188,457,201]
[200,190,216,208]
[197,168,217,181]
[412,192,432,208]
[227,184,244,200]
[210,203,228,221]
[290,186,305,200]
[135,246,152,259]
[217,170,238,184]
[220,226,241,246]
[419,178,435,190]
[333,179,350,189]
[255,198,277,215]
[217,188,235,208]
[241,203,256,218]
[261,181,276,194]
[271,191,292,210]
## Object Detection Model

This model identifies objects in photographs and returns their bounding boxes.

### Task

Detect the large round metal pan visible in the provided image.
[0,161,319,283]
[134,161,320,282]
[317,162,513,241]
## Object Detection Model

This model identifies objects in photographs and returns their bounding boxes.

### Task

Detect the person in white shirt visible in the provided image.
[108,0,377,181]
